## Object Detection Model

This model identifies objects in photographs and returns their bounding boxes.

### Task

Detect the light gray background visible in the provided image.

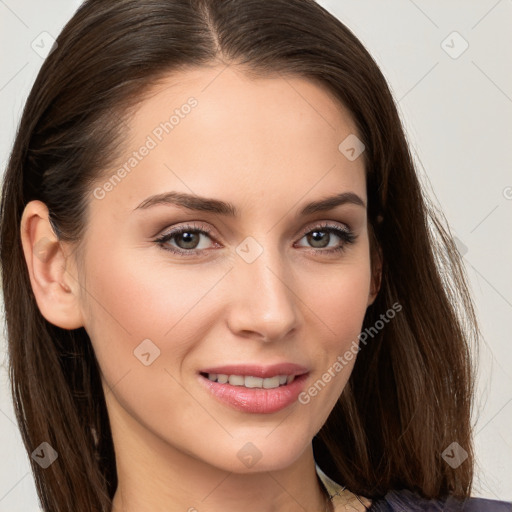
[1,1,511,510]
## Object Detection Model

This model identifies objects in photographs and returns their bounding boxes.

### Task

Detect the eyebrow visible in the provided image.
[133,191,366,216]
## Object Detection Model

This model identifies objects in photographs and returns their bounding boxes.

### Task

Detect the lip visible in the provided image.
[199,363,309,379]
[199,373,309,414]
[198,363,309,414]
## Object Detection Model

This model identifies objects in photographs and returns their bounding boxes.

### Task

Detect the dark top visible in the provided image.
[367,488,512,511]
[315,464,512,511]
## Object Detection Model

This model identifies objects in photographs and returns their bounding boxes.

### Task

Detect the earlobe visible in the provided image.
[20,200,84,330]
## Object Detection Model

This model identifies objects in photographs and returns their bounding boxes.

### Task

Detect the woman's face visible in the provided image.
[75,65,377,472]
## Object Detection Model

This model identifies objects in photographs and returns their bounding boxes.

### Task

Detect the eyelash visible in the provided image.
[154,221,357,257]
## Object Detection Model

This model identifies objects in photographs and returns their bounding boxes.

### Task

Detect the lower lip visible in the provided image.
[198,373,309,414]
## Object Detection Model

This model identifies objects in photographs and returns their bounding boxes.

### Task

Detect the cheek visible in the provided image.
[295,254,372,406]
[301,256,372,343]
[78,242,228,388]
[79,246,220,436]
[82,239,224,331]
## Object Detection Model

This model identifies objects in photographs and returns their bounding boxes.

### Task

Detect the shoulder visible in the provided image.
[315,464,511,512]
[371,488,512,511]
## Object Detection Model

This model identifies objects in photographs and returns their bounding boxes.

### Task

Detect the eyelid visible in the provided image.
[157,221,216,239]
[297,219,352,238]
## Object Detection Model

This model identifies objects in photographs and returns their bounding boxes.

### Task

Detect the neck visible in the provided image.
[108,397,329,512]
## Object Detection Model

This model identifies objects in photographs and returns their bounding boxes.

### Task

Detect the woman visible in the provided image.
[1,0,510,511]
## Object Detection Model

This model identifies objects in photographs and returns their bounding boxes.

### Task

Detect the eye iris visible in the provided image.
[308,230,329,248]
[177,231,200,249]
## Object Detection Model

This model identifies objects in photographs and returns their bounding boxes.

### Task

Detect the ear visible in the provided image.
[367,234,383,307]
[20,200,84,329]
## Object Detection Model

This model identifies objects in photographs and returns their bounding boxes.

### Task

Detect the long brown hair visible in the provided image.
[0,1,479,510]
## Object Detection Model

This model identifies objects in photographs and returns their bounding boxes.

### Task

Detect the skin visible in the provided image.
[21,64,380,511]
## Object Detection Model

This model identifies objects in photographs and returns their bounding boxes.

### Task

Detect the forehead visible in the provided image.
[94,65,366,216]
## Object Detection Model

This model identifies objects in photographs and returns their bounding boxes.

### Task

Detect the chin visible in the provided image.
[198,427,314,474]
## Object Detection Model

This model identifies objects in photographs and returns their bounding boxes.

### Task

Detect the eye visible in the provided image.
[295,222,356,254]
[154,222,218,256]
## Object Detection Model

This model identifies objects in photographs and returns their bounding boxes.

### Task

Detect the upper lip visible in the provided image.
[199,363,309,379]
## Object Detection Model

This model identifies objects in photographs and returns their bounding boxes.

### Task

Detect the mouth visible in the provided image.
[197,363,309,414]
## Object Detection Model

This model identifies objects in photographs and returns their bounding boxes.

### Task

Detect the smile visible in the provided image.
[197,363,309,414]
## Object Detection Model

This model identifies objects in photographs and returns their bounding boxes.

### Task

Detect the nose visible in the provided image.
[225,242,299,343]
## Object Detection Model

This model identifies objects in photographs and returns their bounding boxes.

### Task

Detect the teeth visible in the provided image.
[205,373,294,388]
[228,375,245,386]
[244,376,263,388]
[262,376,280,389]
